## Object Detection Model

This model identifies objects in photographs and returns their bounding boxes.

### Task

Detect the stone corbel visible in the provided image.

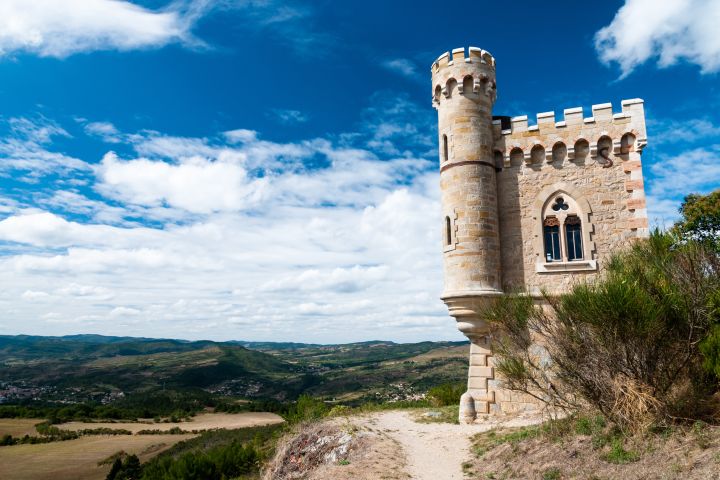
[567,147,576,161]
[545,149,553,163]
[442,86,450,98]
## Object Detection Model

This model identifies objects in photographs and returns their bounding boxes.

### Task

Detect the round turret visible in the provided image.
[433,47,503,326]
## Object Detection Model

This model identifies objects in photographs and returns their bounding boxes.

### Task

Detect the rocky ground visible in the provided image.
[265,410,720,480]
[264,409,542,480]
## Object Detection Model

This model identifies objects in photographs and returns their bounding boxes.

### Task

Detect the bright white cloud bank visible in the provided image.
[0,0,199,58]
[0,99,451,343]
[595,0,720,76]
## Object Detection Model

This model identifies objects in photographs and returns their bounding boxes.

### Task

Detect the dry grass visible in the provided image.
[464,420,720,479]
[0,434,194,480]
[0,418,44,437]
[56,412,284,434]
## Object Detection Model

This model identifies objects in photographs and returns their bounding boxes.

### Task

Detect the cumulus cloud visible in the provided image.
[595,0,720,77]
[0,97,453,343]
[95,152,269,214]
[0,0,205,58]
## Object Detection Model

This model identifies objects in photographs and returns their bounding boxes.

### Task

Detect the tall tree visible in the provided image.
[673,189,720,245]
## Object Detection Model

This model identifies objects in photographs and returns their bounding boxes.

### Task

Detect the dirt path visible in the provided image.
[357,411,542,480]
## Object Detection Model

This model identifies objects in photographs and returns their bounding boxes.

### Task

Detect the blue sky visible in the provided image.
[0,0,718,343]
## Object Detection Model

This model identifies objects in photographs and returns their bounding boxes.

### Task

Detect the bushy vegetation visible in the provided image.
[138,440,263,479]
[0,391,205,423]
[283,394,329,424]
[106,424,282,480]
[426,382,465,407]
[487,230,720,431]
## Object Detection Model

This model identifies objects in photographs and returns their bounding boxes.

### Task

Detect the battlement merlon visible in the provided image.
[493,99,647,163]
[431,47,497,109]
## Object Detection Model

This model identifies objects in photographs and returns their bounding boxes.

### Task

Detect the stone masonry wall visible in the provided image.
[493,101,649,294]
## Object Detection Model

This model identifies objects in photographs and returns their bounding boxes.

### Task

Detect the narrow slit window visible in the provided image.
[442,135,448,162]
[543,217,561,262]
[565,216,583,260]
[445,216,452,246]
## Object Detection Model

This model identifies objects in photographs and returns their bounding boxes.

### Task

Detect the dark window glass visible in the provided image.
[442,135,448,162]
[565,218,583,260]
[543,220,561,262]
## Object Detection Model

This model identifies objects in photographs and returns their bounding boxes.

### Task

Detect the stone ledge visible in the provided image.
[536,259,597,273]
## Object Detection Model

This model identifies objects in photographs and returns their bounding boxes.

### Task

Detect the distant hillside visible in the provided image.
[0,334,468,406]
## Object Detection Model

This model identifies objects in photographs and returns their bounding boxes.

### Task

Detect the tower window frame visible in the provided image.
[445,216,452,246]
[565,215,583,261]
[442,134,449,163]
[543,216,562,262]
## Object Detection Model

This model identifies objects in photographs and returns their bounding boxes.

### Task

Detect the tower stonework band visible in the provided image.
[431,47,649,422]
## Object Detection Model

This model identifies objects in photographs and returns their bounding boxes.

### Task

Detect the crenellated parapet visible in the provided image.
[493,99,647,166]
[431,47,497,109]
[494,98,650,234]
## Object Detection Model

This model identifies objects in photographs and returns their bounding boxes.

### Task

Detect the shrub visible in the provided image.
[488,232,720,431]
[427,383,465,407]
[284,395,329,424]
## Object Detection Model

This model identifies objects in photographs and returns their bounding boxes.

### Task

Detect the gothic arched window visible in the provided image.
[541,194,587,263]
[535,187,595,273]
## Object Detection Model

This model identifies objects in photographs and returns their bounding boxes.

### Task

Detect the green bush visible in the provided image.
[284,395,329,424]
[488,232,720,430]
[427,383,465,407]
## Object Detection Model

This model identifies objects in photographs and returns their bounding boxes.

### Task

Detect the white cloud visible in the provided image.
[224,129,257,144]
[645,145,720,226]
[84,122,122,143]
[0,0,205,58]
[649,117,720,145]
[109,306,141,317]
[56,283,114,299]
[21,290,50,300]
[95,152,270,214]
[270,109,308,125]
[648,145,720,198]
[0,117,90,176]
[381,58,419,79]
[0,96,458,343]
[595,0,720,76]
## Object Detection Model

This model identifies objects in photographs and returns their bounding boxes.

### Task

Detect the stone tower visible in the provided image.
[432,47,503,422]
[431,46,649,423]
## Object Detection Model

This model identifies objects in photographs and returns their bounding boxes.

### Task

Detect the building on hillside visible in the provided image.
[431,46,649,423]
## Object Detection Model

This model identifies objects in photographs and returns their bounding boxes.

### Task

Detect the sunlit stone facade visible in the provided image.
[431,46,648,422]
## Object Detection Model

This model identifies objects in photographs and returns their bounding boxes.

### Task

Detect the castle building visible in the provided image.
[431,46,649,423]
